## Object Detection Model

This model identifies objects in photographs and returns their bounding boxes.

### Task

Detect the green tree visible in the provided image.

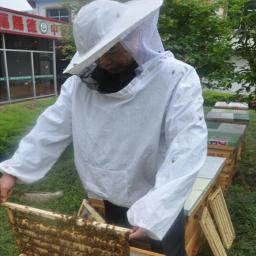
[228,0,256,98]
[158,0,235,88]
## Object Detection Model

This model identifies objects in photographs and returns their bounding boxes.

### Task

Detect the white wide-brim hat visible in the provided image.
[63,0,163,75]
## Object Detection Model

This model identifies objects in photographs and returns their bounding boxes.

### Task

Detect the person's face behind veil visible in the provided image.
[96,43,135,74]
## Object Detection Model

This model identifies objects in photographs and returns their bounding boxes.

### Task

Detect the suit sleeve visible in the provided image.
[0,76,76,184]
[127,67,208,240]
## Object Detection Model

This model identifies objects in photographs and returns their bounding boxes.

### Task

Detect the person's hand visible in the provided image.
[0,173,16,203]
[129,227,146,240]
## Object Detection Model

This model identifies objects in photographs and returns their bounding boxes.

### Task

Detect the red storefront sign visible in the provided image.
[0,7,62,39]
[13,15,24,31]
[0,12,9,29]
[27,18,37,33]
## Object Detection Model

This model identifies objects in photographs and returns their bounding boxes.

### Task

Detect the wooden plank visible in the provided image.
[185,226,204,256]
[7,208,22,247]
[208,148,236,164]
[88,197,106,217]
[199,207,227,256]
[185,219,201,243]
[2,202,72,221]
[77,199,106,223]
[130,247,164,256]
[1,201,131,234]
[208,187,235,249]
[217,159,237,191]
[20,246,164,256]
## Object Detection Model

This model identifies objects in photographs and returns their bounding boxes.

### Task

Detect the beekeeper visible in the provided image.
[0,0,207,255]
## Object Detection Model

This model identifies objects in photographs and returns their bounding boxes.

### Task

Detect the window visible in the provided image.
[245,1,256,13]
[5,34,53,51]
[46,8,69,22]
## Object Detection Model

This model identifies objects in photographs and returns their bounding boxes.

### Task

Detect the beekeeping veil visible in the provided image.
[121,11,164,66]
[63,0,164,75]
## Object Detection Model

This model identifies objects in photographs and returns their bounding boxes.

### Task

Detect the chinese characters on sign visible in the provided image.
[27,18,37,33]
[0,12,9,29]
[0,9,61,38]
[13,15,24,31]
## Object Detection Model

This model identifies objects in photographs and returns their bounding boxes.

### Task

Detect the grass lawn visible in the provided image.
[0,97,256,255]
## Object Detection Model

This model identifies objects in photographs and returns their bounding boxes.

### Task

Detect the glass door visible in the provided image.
[0,51,8,102]
[33,52,54,96]
[6,51,33,100]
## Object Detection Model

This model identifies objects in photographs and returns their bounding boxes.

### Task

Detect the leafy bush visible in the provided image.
[203,89,252,106]
[203,89,237,106]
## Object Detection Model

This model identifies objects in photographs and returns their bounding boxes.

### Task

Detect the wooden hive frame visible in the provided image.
[2,202,163,256]
[86,198,106,218]
[199,207,227,256]
[77,199,106,223]
[184,178,215,256]
[208,187,235,249]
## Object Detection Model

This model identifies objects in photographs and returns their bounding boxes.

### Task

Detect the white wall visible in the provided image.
[33,2,64,17]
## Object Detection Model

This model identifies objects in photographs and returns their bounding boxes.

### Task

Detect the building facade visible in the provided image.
[0,6,63,104]
[28,0,70,22]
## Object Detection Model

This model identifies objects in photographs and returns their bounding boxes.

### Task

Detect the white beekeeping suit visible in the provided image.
[0,0,207,240]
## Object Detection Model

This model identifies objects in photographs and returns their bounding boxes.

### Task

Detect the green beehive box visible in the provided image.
[206,108,250,125]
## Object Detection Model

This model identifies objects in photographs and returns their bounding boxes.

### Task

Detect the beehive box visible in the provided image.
[206,108,250,126]
[2,202,163,256]
[207,121,247,161]
[214,101,248,110]
[207,130,242,191]
[184,157,225,256]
